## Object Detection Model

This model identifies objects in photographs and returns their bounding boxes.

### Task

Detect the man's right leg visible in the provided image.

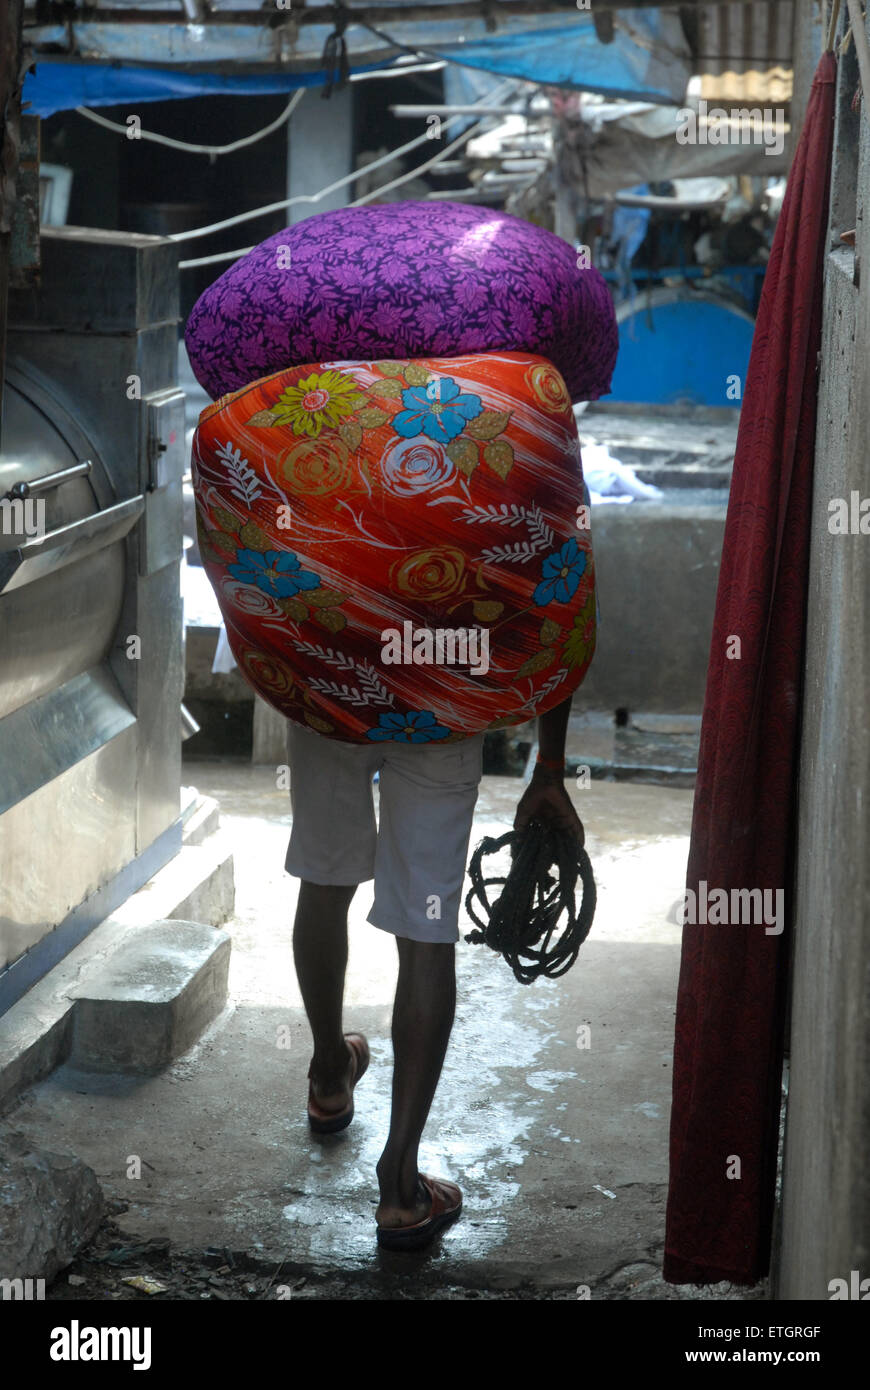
[293,881,358,1112]
[368,736,484,1230]
[376,938,456,1228]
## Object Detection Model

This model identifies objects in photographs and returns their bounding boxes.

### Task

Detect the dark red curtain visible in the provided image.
[663,51,838,1285]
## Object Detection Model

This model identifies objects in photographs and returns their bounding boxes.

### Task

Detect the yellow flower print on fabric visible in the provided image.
[272,370,360,438]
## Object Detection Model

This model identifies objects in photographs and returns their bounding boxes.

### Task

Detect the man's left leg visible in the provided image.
[284,723,380,1115]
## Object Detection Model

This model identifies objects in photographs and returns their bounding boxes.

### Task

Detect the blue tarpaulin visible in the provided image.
[22,62,378,117]
[22,8,690,116]
[429,21,688,104]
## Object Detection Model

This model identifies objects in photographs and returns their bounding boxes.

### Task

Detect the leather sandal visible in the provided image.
[307,1032,369,1134]
[376,1174,463,1251]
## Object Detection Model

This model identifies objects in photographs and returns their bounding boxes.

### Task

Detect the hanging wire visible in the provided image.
[320,1,351,99]
[176,114,500,267]
[346,111,501,207]
[350,59,447,81]
[176,79,520,268]
[170,74,517,246]
[74,87,305,157]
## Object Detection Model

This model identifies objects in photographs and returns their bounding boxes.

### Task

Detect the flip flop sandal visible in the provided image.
[376,1175,463,1252]
[307,1032,370,1135]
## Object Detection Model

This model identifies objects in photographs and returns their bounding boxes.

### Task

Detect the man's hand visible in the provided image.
[513,765,585,846]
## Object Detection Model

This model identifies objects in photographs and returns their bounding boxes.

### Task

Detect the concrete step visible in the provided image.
[631,461,732,490]
[578,404,736,492]
[68,920,231,1075]
[0,830,235,1110]
[181,790,221,846]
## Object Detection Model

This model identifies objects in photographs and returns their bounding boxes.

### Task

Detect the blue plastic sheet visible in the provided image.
[23,63,373,117]
[23,8,689,116]
[429,19,688,104]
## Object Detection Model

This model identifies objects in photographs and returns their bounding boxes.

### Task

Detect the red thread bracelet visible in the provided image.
[536,753,565,771]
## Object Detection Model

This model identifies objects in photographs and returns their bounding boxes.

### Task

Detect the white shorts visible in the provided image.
[284,723,485,944]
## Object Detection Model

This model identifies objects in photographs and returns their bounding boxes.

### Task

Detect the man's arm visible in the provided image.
[537,691,573,764]
[513,695,585,844]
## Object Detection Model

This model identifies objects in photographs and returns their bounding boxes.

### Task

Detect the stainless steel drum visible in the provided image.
[0,360,136,720]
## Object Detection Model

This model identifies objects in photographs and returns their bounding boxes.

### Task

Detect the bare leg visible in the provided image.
[376,938,456,1227]
[293,880,357,1112]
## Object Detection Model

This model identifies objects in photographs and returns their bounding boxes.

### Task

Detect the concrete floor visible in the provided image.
[10,761,760,1299]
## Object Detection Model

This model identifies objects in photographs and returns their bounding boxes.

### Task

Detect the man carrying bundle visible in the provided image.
[187,199,617,1252]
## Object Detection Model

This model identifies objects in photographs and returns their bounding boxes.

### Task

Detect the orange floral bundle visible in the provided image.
[192,351,596,744]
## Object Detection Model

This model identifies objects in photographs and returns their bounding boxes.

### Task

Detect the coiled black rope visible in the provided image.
[464,819,596,985]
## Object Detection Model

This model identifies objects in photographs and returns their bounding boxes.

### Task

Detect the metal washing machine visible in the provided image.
[0,226,187,1015]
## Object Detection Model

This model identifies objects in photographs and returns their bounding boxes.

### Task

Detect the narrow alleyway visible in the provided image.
[10,763,760,1300]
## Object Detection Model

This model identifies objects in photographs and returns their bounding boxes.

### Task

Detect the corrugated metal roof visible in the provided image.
[695,0,797,105]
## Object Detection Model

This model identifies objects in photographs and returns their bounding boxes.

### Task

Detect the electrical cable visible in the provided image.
[177,80,519,267]
[177,113,497,266]
[74,86,305,156]
[347,108,508,206]
[170,73,516,245]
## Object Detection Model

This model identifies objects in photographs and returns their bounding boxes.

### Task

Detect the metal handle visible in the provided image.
[0,494,145,595]
[2,459,92,501]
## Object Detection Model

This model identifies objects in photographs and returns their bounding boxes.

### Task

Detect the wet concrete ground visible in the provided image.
[11,761,762,1299]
